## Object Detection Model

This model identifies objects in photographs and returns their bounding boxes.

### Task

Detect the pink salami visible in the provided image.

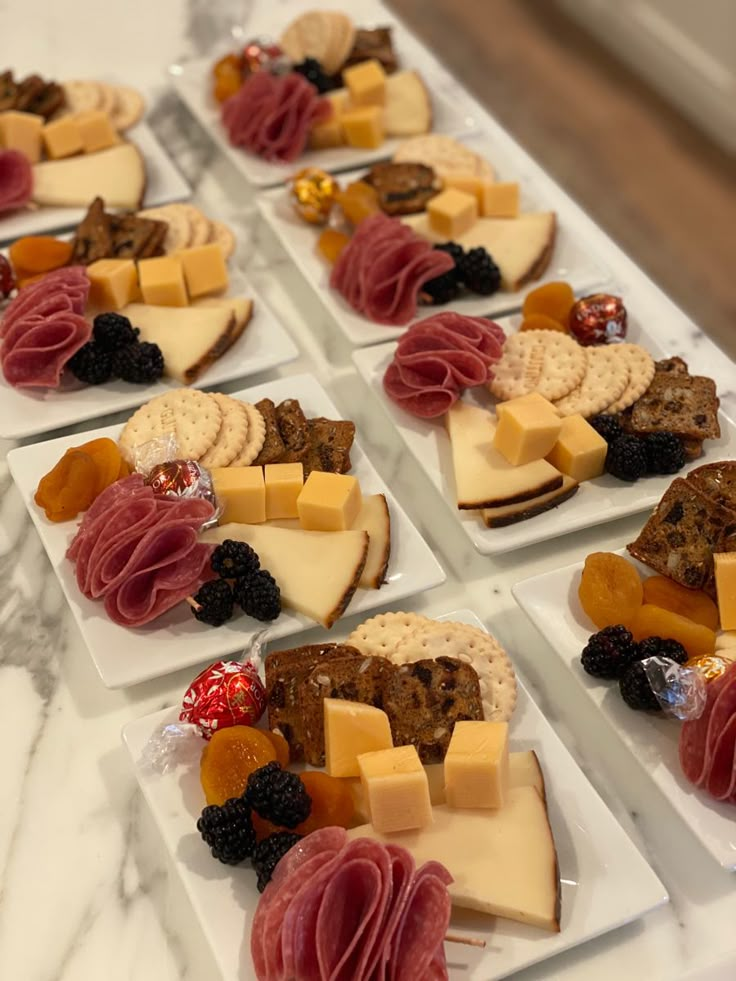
[383,361,459,418]
[0,149,33,213]
[680,663,736,805]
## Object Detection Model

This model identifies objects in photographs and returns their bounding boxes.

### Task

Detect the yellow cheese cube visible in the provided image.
[493,394,562,466]
[324,698,393,778]
[341,106,384,149]
[297,471,362,531]
[545,414,607,482]
[264,462,304,520]
[358,745,433,833]
[177,243,229,298]
[343,58,386,106]
[87,258,139,310]
[0,110,43,163]
[75,110,118,153]
[42,115,83,159]
[481,181,520,218]
[444,721,509,808]
[309,116,345,150]
[427,187,478,239]
[714,553,736,631]
[442,175,492,208]
[137,255,188,307]
[211,467,266,524]
[326,89,351,117]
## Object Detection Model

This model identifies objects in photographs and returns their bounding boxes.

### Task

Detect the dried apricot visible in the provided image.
[642,576,719,631]
[212,54,243,103]
[200,726,276,805]
[317,228,350,264]
[628,604,716,659]
[522,281,575,326]
[34,449,98,522]
[8,236,73,277]
[578,552,643,629]
[250,770,355,841]
[261,729,290,768]
[519,313,568,333]
[336,181,380,225]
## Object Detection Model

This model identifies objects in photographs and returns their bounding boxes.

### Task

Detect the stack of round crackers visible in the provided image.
[489,330,655,417]
[280,10,356,76]
[136,203,236,258]
[61,79,145,131]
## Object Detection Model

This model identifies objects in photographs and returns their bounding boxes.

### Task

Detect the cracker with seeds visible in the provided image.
[604,343,655,413]
[119,389,222,465]
[553,345,629,418]
[489,330,586,402]
[199,394,249,468]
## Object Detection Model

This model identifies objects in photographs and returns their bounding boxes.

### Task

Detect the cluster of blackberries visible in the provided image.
[293,57,338,94]
[197,762,311,890]
[589,414,686,482]
[422,242,502,304]
[581,624,688,710]
[192,540,281,626]
[68,313,164,386]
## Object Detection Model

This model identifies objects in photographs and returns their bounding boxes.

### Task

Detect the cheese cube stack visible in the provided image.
[494,392,562,466]
[714,553,736,630]
[444,720,510,808]
[546,414,608,482]
[298,471,362,532]
[324,698,393,778]
[211,467,266,524]
[427,187,478,239]
[42,115,84,159]
[358,745,433,834]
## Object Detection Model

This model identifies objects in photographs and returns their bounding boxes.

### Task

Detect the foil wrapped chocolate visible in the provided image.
[146,459,218,519]
[569,293,627,346]
[290,167,338,225]
[642,655,708,720]
[180,659,267,738]
[241,39,290,76]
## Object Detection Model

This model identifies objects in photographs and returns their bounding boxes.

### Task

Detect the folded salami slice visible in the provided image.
[680,664,736,799]
[0,149,33,214]
[1,266,88,339]
[2,311,91,388]
[383,361,459,418]
[388,862,452,981]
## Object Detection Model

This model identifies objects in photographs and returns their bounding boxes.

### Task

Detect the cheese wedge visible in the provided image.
[351,493,391,589]
[120,301,249,384]
[202,522,368,628]
[482,474,578,527]
[348,787,561,931]
[383,70,432,137]
[446,401,563,509]
[31,142,145,209]
[403,212,556,291]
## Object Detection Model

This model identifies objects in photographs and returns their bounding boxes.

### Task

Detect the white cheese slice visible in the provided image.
[351,493,390,589]
[32,142,145,208]
[202,522,368,628]
[481,474,578,528]
[446,401,562,509]
[192,296,253,330]
[348,786,561,931]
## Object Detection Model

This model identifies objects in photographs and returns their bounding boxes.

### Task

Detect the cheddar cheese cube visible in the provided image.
[177,243,229,298]
[309,115,345,150]
[341,105,384,149]
[444,721,509,809]
[211,467,266,524]
[325,89,350,118]
[714,553,736,631]
[137,255,188,307]
[87,258,139,310]
[264,462,304,520]
[545,414,607,482]
[324,698,393,778]
[427,187,478,239]
[358,744,433,833]
[481,180,520,218]
[442,174,493,208]
[343,59,386,106]
[297,471,362,531]
[0,110,43,163]
[493,394,562,466]
[42,115,84,159]
[76,110,118,153]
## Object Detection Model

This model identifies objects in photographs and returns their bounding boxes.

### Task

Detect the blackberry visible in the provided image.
[433,241,465,269]
[197,797,256,865]
[67,341,113,385]
[421,268,461,305]
[643,432,686,475]
[245,762,311,828]
[252,832,302,892]
[605,435,648,482]
[580,625,638,679]
[191,579,234,627]
[589,414,624,445]
[92,312,139,351]
[457,247,501,296]
[635,636,688,665]
[211,540,260,580]
[619,660,662,711]
[293,58,335,94]
[234,569,281,622]
[111,342,164,384]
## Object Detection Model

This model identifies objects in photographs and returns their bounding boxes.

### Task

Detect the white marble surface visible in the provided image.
[1,1,735,979]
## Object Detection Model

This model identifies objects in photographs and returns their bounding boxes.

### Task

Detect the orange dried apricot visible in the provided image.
[336,181,380,225]
[628,604,716,659]
[8,236,73,277]
[212,54,243,103]
[75,437,123,494]
[261,729,290,768]
[642,576,719,631]
[519,313,568,333]
[578,552,643,629]
[200,725,277,806]
[522,281,575,326]
[34,450,98,522]
[317,228,350,264]
[250,770,355,840]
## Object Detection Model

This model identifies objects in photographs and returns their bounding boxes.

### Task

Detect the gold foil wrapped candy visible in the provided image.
[686,652,735,683]
[290,167,338,225]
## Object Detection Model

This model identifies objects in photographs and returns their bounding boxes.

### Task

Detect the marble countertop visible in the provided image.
[1,1,735,979]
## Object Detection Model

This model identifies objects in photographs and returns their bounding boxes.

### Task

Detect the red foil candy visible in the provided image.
[569,293,627,345]
[146,459,218,512]
[180,660,267,738]
[242,40,289,76]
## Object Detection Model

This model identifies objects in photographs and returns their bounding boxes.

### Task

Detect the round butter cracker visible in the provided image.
[207,220,236,259]
[323,11,356,74]
[110,85,145,131]
[62,80,102,114]
[199,394,249,469]
[119,389,222,465]
[393,134,493,180]
[137,205,190,252]
[96,81,118,116]
[553,345,629,418]
[490,330,585,402]
[175,204,211,247]
[281,11,332,67]
[347,611,433,658]
[604,343,656,413]
[229,403,266,467]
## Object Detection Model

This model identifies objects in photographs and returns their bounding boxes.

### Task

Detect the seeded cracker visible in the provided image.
[118,389,222,465]
[229,403,266,466]
[489,330,586,402]
[199,394,249,468]
[605,344,656,413]
[553,345,629,418]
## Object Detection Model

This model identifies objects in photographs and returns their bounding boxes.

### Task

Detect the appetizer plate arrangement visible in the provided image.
[7,373,446,689]
[122,609,667,981]
[513,553,736,870]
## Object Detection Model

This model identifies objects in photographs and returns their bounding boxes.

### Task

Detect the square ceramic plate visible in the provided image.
[513,553,736,870]
[352,319,736,554]
[7,373,446,688]
[0,122,190,243]
[122,608,668,981]
[0,267,299,440]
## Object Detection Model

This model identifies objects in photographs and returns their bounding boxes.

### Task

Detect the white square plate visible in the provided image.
[256,168,608,346]
[7,373,446,688]
[513,554,736,870]
[0,122,190,244]
[122,608,667,981]
[0,268,299,440]
[352,319,736,554]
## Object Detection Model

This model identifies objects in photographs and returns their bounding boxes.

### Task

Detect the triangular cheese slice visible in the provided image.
[403,212,556,291]
[192,296,253,330]
[482,473,578,527]
[32,143,145,209]
[351,493,391,589]
[202,523,368,628]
